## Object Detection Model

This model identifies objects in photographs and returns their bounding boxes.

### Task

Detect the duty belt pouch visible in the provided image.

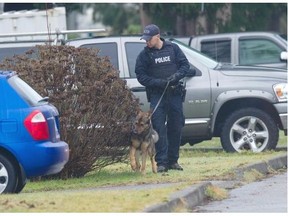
[179,79,187,102]
[181,87,187,102]
[146,87,151,102]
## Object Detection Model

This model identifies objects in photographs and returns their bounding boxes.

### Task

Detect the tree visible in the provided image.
[142,3,201,35]
[219,3,287,32]
[140,3,287,35]
[141,3,225,35]
[89,3,141,34]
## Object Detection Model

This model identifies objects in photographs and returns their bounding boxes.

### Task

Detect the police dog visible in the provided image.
[129,110,158,175]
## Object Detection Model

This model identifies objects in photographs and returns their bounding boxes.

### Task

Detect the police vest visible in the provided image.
[146,43,177,79]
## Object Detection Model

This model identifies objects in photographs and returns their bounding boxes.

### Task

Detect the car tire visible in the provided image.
[0,154,18,194]
[220,108,279,153]
[14,177,27,194]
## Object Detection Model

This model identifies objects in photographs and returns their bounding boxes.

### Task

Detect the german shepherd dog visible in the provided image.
[129,110,158,175]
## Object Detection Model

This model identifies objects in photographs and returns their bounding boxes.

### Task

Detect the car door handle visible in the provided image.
[130,87,146,92]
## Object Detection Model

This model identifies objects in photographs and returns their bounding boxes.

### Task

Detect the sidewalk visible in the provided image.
[143,153,287,212]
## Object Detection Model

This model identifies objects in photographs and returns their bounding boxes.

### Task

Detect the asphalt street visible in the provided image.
[194,171,287,213]
[144,153,287,212]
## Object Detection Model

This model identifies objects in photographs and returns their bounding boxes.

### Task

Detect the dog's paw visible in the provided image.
[131,164,137,171]
[131,165,141,172]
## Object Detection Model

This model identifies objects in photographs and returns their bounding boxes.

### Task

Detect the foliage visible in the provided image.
[220,3,287,32]
[243,169,264,183]
[202,3,225,33]
[0,45,140,178]
[205,185,228,201]
[89,3,140,34]
[8,3,286,35]
[124,24,142,35]
[143,3,286,34]
[142,3,202,34]
[23,149,287,192]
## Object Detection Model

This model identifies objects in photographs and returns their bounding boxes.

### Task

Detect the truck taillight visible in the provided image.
[24,110,49,140]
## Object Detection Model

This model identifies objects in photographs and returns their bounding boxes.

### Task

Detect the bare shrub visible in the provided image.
[0,45,140,178]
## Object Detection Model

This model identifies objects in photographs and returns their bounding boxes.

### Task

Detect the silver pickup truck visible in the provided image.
[66,36,287,153]
[182,32,287,69]
[1,34,287,153]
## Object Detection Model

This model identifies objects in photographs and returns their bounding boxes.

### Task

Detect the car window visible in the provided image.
[0,46,35,62]
[239,39,283,65]
[80,42,119,70]
[8,75,43,106]
[176,41,218,69]
[200,40,231,63]
[125,42,146,78]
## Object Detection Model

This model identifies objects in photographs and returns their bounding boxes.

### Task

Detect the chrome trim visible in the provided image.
[185,119,209,125]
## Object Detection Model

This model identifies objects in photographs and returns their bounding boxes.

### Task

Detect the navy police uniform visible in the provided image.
[135,38,190,169]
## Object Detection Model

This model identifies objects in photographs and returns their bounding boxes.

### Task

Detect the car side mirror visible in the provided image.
[186,68,196,77]
[280,51,287,61]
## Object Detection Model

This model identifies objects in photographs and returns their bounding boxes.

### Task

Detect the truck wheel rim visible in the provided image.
[229,116,269,152]
[0,162,8,193]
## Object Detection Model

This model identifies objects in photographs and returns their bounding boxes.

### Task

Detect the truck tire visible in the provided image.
[220,108,279,153]
[0,155,18,194]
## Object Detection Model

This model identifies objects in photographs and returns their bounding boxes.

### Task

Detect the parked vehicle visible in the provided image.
[182,32,287,69]
[0,71,69,194]
[0,7,67,40]
[0,29,106,62]
[66,36,287,153]
[0,7,64,62]
[0,32,286,153]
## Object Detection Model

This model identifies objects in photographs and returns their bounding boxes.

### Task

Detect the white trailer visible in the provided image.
[0,7,67,41]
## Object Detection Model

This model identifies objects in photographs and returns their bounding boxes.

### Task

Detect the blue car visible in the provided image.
[0,71,69,194]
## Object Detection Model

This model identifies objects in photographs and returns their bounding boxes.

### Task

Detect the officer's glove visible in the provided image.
[167,74,179,86]
[155,79,168,88]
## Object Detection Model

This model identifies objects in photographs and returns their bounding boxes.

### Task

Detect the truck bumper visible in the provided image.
[274,103,287,134]
[279,113,287,129]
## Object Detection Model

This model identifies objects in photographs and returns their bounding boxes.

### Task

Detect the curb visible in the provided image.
[143,153,287,212]
[234,154,287,178]
[144,182,211,212]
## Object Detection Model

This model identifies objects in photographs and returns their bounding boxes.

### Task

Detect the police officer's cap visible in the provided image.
[140,24,160,41]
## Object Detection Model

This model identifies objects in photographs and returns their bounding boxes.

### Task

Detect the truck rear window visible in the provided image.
[0,46,35,62]
[201,40,231,63]
[80,42,119,70]
[125,42,146,78]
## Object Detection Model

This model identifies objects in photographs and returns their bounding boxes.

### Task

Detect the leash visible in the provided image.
[151,81,170,116]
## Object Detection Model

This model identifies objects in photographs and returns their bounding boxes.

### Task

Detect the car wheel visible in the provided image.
[220,108,279,153]
[14,176,27,193]
[0,155,18,194]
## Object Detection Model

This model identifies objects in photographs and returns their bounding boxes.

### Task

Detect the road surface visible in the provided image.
[195,171,287,213]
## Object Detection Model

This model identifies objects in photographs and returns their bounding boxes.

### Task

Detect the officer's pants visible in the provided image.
[150,90,184,167]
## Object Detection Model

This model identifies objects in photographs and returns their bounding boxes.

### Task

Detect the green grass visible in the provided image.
[0,133,286,212]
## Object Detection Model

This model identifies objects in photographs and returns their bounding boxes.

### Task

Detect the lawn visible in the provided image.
[0,133,286,212]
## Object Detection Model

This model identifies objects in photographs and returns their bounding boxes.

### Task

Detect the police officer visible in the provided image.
[135,24,190,173]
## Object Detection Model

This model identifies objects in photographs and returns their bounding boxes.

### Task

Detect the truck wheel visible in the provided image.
[0,155,18,194]
[220,108,279,153]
